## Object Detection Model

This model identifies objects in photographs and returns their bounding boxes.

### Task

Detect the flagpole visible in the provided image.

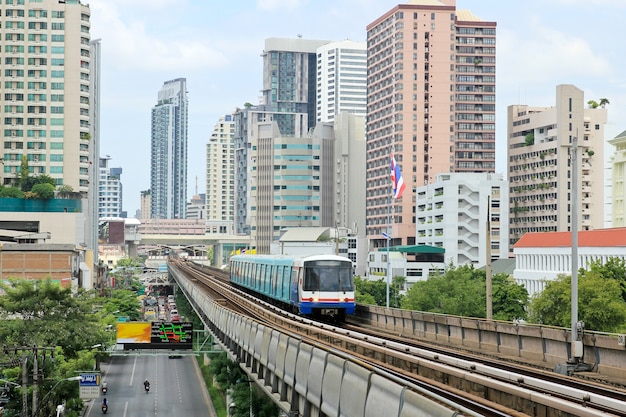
[386,190,391,309]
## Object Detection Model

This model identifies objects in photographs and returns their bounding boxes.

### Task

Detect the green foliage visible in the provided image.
[116,257,143,268]
[354,275,404,308]
[0,186,24,198]
[20,173,56,193]
[101,289,143,321]
[30,182,55,199]
[528,272,626,332]
[401,264,528,321]
[492,273,529,321]
[0,280,106,358]
[0,281,121,417]
[206,352,278,417]
[524,133,534,146]
[580,257,626,303]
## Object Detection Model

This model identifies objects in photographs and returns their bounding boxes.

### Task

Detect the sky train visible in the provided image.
[229,254,356,321]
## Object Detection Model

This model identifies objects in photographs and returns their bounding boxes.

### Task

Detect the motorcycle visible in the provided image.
[101,386,107,394]
[144,384,150,393]
[101,404,108,414]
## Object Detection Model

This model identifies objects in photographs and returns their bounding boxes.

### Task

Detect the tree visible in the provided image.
[524,132,534,146]
[17,155,30,190]
[528,273,626,332]
[0,280,107,357]
[355,275,404,308]
[587,99,599,109]
[401,264,528,321]
[21,173,56,193]
[30,182,55,199]
[579,257,626,303]
[599,98,610,108]
[0,186,24,198]
[101,289,143,321]
[402,264,486,317]
[492,273,529,321]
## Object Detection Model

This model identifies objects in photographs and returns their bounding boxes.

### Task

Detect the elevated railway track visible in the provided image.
[170,259,626,416]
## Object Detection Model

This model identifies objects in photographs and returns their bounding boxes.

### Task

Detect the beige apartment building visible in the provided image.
[206,115,234,234]
[366,0,496,248]
[0,0,92,192]
[507,84,607,247]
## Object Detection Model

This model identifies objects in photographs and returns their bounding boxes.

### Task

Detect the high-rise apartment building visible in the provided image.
[206,115,234,233]
[150,78,188,219]
[316,40,367,123]
[262,38,328,135]
[507,84,606,246]
[365,0,496,248]
[98,156,123,218]
[0,0,92,192]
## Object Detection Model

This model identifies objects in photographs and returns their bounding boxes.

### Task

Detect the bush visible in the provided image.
[31,183,56,199]
[0,186,24,198]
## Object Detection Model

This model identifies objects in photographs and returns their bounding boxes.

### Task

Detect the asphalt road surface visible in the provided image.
[84,353,215,417]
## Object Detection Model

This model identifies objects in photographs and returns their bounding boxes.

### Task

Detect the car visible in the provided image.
[170,309,180,321]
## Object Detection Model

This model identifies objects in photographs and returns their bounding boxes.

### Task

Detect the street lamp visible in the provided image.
[91,344,103,371]
[32,376,82,417]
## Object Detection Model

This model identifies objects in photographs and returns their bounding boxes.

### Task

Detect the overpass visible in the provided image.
[169,265,455,417]
[126,233,252,267]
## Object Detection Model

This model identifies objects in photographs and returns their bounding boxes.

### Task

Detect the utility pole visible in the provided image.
[32,350,38,416]
[22,353,28,417]
[486,195,493,320]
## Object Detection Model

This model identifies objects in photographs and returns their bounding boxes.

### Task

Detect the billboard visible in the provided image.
[117,322,193,350]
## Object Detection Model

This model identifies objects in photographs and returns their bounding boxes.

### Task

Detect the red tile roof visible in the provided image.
[514,228,626,248]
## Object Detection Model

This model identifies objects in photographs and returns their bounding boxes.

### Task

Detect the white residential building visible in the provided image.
[316,40,367,123]
[415,172,509,267]
[609,130,626,227]
[98,156,123,219]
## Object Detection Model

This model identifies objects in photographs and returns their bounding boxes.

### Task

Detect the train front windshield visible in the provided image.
[303,260,354,292]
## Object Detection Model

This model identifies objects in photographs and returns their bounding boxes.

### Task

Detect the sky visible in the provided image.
[88,0,626,216]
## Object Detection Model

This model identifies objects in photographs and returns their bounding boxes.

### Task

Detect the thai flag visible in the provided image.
[390,153,406,199]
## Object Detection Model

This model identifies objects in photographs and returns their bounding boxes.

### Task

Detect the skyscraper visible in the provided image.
[262,38,328,135]
[206,115,234,233]
[316,40,367,123]
[150,78,188,219]
[0,0,92,192]
[507,84,606,245]
[366,0,496,248]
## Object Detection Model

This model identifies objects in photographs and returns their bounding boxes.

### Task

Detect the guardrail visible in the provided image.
[354,305,626,380]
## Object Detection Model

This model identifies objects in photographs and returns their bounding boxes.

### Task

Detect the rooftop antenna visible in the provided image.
[195,175,198,196]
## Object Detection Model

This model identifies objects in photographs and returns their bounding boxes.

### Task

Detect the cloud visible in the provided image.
[497,21,612,87]
[90,1,230,72]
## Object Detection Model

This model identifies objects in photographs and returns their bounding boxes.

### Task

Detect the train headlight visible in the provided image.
[313,297,319,303]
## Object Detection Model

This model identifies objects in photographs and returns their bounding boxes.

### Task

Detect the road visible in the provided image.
[84,354,215,417]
